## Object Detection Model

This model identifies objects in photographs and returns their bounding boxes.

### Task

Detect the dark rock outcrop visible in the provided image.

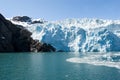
[12,16,46,24]
[12,16,31,22]
[0,14,56,52]
[31,20,44,24]
[30,39,56,52]
[0,14,32,52]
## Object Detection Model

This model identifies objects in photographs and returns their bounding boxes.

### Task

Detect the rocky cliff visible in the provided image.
[0,14,55,52]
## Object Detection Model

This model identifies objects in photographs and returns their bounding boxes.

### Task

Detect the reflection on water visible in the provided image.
[0,52,120,80]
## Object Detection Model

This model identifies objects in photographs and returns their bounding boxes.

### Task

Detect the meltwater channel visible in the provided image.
[0,52,120,80]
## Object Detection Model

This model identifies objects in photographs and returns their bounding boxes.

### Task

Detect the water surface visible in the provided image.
[0,52,120,80]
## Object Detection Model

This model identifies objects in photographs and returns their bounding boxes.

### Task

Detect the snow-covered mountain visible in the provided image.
[11,18,120,52]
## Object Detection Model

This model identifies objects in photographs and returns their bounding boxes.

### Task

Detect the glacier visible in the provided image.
[11,18,120,52]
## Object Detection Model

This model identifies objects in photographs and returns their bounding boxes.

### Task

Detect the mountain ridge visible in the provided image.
[0,14,56,52]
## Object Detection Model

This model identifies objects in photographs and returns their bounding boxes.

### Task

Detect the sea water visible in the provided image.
[0,52,120,80]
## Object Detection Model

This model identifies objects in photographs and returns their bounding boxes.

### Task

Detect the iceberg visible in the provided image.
[66,53,120,69]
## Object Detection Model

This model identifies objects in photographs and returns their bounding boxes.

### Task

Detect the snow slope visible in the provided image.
[11,18,120,52]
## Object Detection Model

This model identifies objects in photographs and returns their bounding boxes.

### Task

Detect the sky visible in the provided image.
[0,0,120,21]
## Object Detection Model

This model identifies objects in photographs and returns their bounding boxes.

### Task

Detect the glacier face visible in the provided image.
[11,18,120,52]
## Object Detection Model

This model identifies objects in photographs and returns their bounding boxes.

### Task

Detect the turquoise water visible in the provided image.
[0,52,120,80]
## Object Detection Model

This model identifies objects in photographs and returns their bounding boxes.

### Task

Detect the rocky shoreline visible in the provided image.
[0,14,56,52]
